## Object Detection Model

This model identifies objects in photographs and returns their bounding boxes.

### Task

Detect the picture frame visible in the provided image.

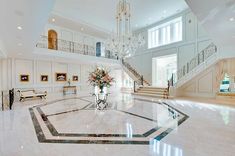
[56,73,67,81]
[20,74,29,82]
[41,75,48,82]
[72,75,78,81]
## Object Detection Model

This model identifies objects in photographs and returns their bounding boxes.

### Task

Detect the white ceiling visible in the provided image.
[0,0,55,57]
[52,0,188,33]
[185,0,235,56]
[0,0,188,57]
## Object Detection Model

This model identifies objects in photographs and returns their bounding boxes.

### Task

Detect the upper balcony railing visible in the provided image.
[177,43,217,80]
[36,35,118,60]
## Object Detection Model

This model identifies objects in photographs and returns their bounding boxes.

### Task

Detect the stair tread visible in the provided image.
[135,93,166,96]
[137,91,166,94]
[140,86,167,89]
[138,89,167,92]
[133,93,166,98]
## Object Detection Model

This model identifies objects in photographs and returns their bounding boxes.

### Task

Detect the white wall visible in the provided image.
[127,9,212,83]
[0,58,123,94]
[0,39,7,58]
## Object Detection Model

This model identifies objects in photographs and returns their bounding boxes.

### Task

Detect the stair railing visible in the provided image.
[177,43,217,85]
[133,75,145,92]
[121,59,150,86]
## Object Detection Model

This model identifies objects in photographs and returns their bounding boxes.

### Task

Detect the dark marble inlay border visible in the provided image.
[37,107,153,138]
[29,97,189,145]
[29,108,46,142]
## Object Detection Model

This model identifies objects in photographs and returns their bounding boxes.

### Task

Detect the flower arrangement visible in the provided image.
[88,67,114,92]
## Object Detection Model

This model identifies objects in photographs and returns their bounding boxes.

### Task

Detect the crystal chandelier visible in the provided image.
[105,0,145,58]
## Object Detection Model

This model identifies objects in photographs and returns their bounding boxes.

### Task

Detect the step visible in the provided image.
[132,92,166,98]
[141,86,167,89]
[138,88,167,92]
[137,91,166,95]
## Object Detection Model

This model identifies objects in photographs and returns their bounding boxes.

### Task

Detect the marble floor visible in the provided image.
[0,93,235,156]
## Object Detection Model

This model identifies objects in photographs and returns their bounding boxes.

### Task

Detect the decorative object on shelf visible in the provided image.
[72,76,78,81]
[20,74,29,82]
[56,73,67,81]
[105,0,145,58]
[67,79,71,86]
[41,75,48,82]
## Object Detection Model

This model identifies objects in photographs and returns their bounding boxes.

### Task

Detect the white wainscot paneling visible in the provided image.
[68,64,81,87]
[15,59,34,86]
[182,82,197,93]
[80,64,93,84]
[198,71,213,93]
[54,62,68,84]
[36,61,52,84]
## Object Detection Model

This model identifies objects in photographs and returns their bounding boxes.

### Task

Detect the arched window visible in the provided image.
[48,29,58,50]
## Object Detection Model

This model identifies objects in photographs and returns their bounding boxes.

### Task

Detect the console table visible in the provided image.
[63,86,77,95]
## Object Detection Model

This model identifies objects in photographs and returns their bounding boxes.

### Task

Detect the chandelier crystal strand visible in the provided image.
[105,0,145,58]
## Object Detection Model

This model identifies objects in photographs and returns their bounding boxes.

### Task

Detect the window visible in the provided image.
[148,17,182,49]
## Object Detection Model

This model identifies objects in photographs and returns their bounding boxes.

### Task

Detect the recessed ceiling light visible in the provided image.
[52,18,56,22]
[17,26,23,30]
[230,17,234,21]
[81,27,84,31]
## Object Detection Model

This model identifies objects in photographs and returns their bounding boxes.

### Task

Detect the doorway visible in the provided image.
[48,29,58,50]
[152,54,177,87]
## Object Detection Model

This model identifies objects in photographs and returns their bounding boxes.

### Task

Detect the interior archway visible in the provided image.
[48,29,58,50]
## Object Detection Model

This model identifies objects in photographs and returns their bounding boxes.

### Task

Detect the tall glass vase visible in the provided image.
[99,85,104,93]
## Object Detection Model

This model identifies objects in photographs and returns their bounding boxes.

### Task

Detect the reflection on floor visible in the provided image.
[0,93,235,156]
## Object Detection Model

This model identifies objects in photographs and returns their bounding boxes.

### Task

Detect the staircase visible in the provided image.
[176,43,218,88]
[121,59,172,99]
[121,44,217,98]
[121,59,150,86]
[133,86,170,99]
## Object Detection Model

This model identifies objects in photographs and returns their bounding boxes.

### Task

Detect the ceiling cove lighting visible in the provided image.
[105,0,145,58]
[52,18,56,22]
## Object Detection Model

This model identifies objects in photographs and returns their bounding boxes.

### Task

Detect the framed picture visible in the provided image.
[56,73,67,81]
[41,75,48,82]
[20,74,29,82]
[72,75,78,81]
